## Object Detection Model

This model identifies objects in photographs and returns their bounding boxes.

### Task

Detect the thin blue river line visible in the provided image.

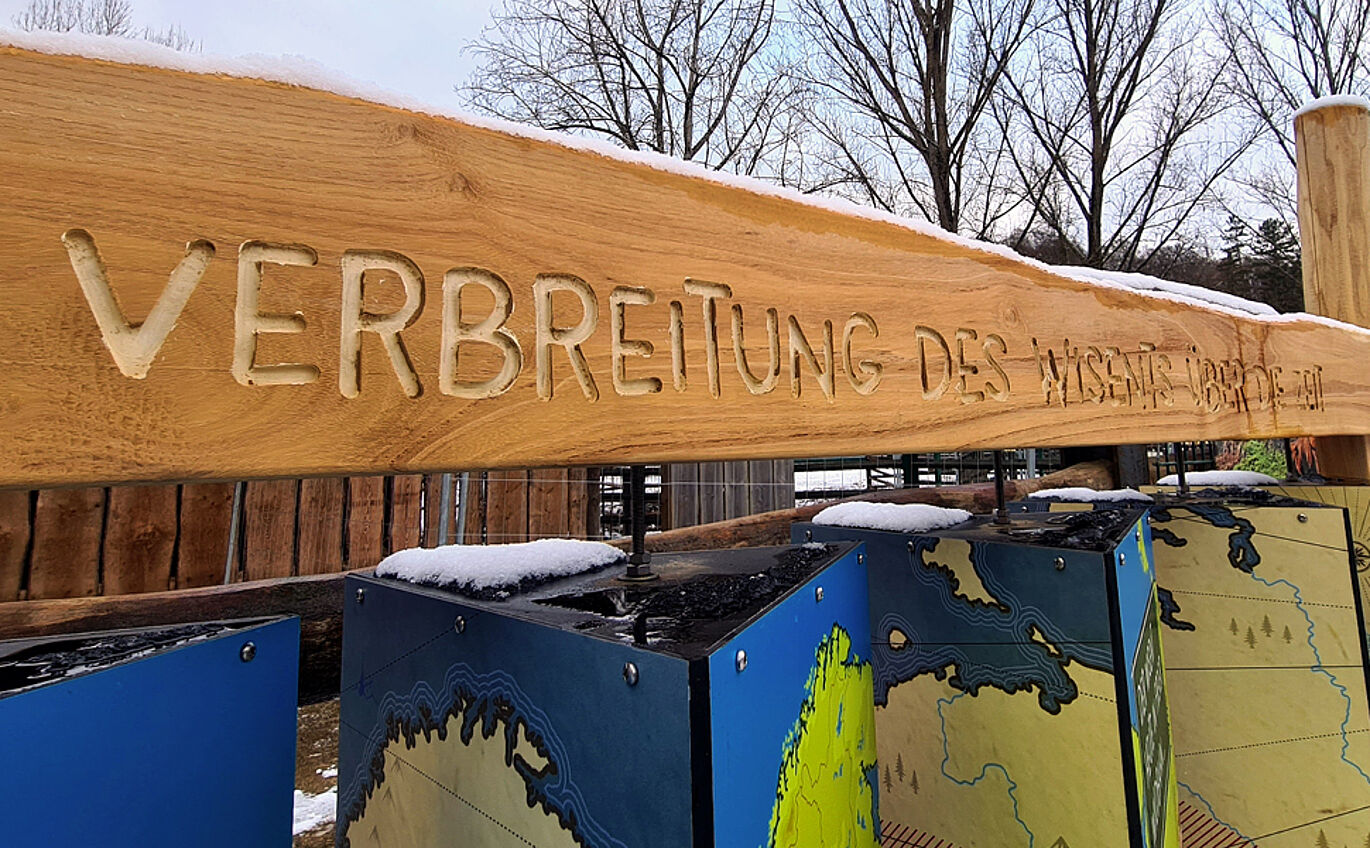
[936,691,1034,846]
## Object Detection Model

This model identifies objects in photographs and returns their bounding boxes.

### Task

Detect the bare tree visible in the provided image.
[1001,0,1252,270]
[1215,0,1370,219]
[13,0,199,51]
[795,0,1036,235]
[461,0,806,180]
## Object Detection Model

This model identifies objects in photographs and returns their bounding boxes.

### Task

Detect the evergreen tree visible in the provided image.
[911,770,919,794]
[1262,614,1273,637]
[1314,828,1330,848]
[884,764,893,791]
[895,753,905,782]
[1218,214,1252,299]
[1250,219,1303,313]
[1284,625,1293,643]
[1245,626,1257,649]
[1230,618,1239,635]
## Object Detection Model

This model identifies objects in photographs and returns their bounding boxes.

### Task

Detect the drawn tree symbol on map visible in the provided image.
[1230,618,1239,635]
[1245,626,1257,649]
[1051,837,1070,848]
[895,753,905,782]
[1284,625,1293,643]
[1315,828,1330,847]
[884,765,892,792]
[910,770,919,794]
[1262,615,1273,637]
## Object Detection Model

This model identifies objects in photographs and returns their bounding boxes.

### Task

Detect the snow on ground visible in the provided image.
[376,538,625,591]
[1028,487,1154,502]
[1154,470,1280,487]
[4,28,1370,337]
[812,502,972,533]
[293,787,336,836]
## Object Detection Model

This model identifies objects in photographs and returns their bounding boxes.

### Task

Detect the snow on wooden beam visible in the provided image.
[0,43,1367,488]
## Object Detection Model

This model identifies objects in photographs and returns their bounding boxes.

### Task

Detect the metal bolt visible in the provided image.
[239,642,256,663]
[454,616,466,634]
[1119,553,1127,567]
[804,529,813,541]
[1054,556,1066,571]
[857,553,865,565]
[355,588,365,605]
[815,586,825,602]
[623,662,639,687]
[1298,513,1309,523]
[1136,527,1143,542]
[735,649,748,673]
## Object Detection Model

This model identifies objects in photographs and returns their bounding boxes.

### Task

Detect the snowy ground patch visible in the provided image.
[1028,487,1154,502]
[293,787,336,836]
[1154,470,1280,487]
[376,538,626,594]
[812,502,972,533]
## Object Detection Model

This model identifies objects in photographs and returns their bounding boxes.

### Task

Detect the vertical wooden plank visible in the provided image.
[346,476,386,569]
[241,479,298,581]
[662,463,699,529]
[421,474,440,547]
[176,482,235,588]
[103,484,178,595]
[487,470,530,543]
[724,460,750,519]
[529,468,570,540]
[28,487,105,600]
[773,460,795,510]
[0,491,31,601]
[585,468,603,540]
[699,462,724,524]
[297,477,345,575]
[566,467,588,540]
[460,473,485,543]
[389,475,424,552]
[748,460,775,514]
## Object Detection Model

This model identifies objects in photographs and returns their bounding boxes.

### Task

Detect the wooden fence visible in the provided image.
[662,461,795,528]
[0,471,603,603]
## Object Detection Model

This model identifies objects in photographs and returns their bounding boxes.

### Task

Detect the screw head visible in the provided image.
[623,662,639,686]
[355,588,365,605]
[907,541,915,552]
[1136,527,1143,542]
[735,649,748,673]
[804,529,813,541]
[1119,553,1127,567]
[1298,513,1309,523]
[815,586,825,602]
[454,616,466,634]
[1054,556,1066,571]
[239,642,256,663]
[857,553,865,565]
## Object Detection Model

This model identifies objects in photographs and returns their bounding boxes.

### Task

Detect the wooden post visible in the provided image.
[1297,100,1370,479]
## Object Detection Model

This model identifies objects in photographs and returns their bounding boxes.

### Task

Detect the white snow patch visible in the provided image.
[292,787,336,836]
[1028,487,1154,503]
[1295,94,1370,119]
[5,29,1370,338]
[316,766,338,779]
[812,502,972,533]
[1155,470,1280,487]
[376,538,626,591]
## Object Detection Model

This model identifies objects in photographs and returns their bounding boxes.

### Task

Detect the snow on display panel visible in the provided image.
[337,542,878,848]
[794,507,1179,848]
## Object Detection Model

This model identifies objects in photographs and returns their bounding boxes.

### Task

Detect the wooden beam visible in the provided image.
[1,46,1366,489]
[1297,101,1370,479]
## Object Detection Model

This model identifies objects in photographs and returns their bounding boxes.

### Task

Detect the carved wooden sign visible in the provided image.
[1,45,1368,488]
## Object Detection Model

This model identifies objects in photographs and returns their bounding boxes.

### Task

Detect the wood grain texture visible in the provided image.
[528,467,569,541]
[388,475,423,551]
[0,491,29,601]
[102,483,177,594]
[242,479,298,580]
[486,471,529,542]
[175,482,234,588]
[297,477,344,575]
[345,476,385,568]
[27,488,104,599]
[566,467,589,539]
[1,48,1366,490]
[1297,103,1370,479]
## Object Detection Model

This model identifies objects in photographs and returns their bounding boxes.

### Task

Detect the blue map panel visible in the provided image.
[0,616,299,848]
[797,510,1179,848]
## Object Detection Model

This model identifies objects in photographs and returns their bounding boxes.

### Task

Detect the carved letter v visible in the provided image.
[62,229,215,379]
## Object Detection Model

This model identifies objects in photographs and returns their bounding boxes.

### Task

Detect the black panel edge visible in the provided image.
[688,656,714,848]
[1341,509,1370,722]
[1103,549,1147,848]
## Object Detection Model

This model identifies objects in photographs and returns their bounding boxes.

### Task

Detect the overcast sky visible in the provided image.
[0,0,497,110]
